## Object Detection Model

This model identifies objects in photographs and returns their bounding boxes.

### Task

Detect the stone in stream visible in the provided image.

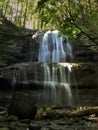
[8,92,37,119]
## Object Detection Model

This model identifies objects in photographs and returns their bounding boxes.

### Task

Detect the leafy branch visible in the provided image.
[64,4,98,45]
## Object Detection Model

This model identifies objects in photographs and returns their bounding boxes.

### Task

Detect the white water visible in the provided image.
[38,30,73,106]
[38,30,72,62]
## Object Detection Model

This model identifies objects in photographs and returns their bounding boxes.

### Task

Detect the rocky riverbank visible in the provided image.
[0,105,98,130]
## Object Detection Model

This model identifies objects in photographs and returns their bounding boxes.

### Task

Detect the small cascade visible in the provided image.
[38,30,73,106]
[11,64,29,89]
[38,30,72,62]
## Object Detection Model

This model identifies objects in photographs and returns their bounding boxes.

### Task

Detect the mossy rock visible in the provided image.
[8,92,37,119]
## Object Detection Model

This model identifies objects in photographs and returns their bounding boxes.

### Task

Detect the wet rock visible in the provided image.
[57,121,66,125]
[0,111,6,116]
[72,34,98,62]
[20,119,31,124]
[29,123,41,130]
[41,128,49,130]
[0,116,7,122]
[9,122,29,130]
[0,128,10,130]
[48,125,63,130]
[10,122,29,127]
[7,115,18,122]
[0,17,39,66]
[0,62,44,90]
[0,106,6,111]
[71,62,98,88]
[8,92,37,119]
[0,62,98,90]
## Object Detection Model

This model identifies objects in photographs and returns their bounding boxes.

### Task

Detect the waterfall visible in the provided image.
[38,30,72,62]
[38,30,73,106]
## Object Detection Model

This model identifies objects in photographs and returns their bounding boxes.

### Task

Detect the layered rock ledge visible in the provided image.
[0,62,98,89]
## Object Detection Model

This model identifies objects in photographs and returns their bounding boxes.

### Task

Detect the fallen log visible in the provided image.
[73,106,98,117]
[36,106,98,119]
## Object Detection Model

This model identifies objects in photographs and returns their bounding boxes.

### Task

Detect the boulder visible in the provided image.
[8,92,37,119]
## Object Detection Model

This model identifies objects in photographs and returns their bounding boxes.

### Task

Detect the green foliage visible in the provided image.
[0,0,97,41]
[36,0,98,41]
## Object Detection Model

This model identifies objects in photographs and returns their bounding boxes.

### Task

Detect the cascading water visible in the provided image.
[38,30,72,62]
[38,30,73,106]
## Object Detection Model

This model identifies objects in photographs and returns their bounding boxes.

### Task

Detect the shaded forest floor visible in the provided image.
[1,105,98,130]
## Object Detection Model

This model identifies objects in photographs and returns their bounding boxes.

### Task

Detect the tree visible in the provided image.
[36,0,98,43]
[0,0,38,28]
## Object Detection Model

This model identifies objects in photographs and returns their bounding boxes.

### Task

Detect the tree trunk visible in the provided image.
[23,0,28,27]
[15,0,20,18]
[36,106,98,120]
[4,0,9,16]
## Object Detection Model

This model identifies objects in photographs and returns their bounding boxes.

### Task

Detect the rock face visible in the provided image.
[0,16,40,67]
[8,92,37,119]
[1,20,98,67]
[71,63,98,88]
[0,62,44,89]
[72,34,98,62]
[0,17,98,66]
[0,35,39,67]
[0,62,98,89]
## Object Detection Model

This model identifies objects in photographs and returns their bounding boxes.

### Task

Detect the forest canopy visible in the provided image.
[36,0,98,41]
[0,0,98,41]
